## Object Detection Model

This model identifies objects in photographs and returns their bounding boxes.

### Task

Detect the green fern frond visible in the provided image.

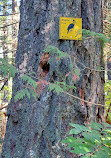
[0,58,17,77]
[25,89,31,100]
[63,122,111,157]
[21,74,36,89]
[28,88,37,100]
[83,29,110,43]
[55,81,76,91]
[14,89,26,102]
[14,88,33,102]
[48,83,64,94]
[73,67,80,77]
[44,46,67,58]
[8,65,18,77]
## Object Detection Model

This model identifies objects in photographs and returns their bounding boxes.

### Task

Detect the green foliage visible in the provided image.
[14,89,28,102]
[13,74,37,102]
[82,29,110,43]
[14,88,37,102]
[48,83,64,94]
[0,60,38,102]
[0,58,17,78]
[62,122,111,158]
[0,137,3,144]
[0,59,37,102]
[44,46,75,71]
[21,74,36,89]
[56,81,76,91]
[105,79,111,123]
[0,33,109,105]
[48,81,76,95]
[44,46,68,59]
[28,87,37,101]
[73,67,80,78]
[2,85,12,100]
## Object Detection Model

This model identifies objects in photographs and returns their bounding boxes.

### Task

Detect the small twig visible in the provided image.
[0,105,8,110]
[20,74,105,107]
[64,91,105,107]
[70,54,111,72]
[0,22,19,29]
[0,12,20,17]
[0,49,17,54]
[0,79,8,91]
[0,78,8,83]
[104,20,111,25]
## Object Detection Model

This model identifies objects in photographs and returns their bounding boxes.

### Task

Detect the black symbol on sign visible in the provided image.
[67,20,76,34]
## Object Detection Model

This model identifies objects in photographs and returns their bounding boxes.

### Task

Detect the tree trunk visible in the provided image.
[2,0,105,158]
[12,0,18,56]
[0,0,8,151]
[1,0,9,104]
[2,0,8,59]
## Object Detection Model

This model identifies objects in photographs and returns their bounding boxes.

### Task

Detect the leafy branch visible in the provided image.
[82,29,110,43]
[1,28,110,105]
[62,122,111,158]
[0,43,108,107]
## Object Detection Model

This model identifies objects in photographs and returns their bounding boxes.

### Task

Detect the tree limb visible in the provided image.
[64,91,105,107]
[0,79,8,91]
[0,105,8,110]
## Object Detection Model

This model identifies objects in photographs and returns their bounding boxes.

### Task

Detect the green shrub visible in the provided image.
[62,122,111,158]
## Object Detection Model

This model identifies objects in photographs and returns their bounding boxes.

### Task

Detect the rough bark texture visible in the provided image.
[2,0,104,158]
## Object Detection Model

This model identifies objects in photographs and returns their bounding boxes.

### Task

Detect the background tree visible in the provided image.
[12,0,18,56]
[1,0,8,103]
[103,0,111,124]
[0,0,9,152]
[0,0,20,152]
[1,0,105,158]
[2,0,8,58]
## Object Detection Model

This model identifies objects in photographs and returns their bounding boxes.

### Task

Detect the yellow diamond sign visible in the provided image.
[59,17,82,40]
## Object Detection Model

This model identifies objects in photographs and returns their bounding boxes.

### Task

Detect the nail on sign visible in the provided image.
[59,17,82,40]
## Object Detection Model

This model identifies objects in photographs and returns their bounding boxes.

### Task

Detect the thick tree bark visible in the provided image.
[2,0,104,158]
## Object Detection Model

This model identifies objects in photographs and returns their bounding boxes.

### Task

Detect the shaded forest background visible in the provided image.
[0,0,111,153]
[0,0,20,151]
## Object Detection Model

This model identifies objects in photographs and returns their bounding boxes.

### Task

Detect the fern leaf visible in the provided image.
[8,65,18,77]
[28,88,37,100]
[22,74,36,89]
[0,58,18,78]
[14,89,26,102]
[44,46,67,59]
[48,84,63,94]
[25,89,31,99]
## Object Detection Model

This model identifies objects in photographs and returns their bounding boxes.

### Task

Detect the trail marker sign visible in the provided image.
[59,17,82,40]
